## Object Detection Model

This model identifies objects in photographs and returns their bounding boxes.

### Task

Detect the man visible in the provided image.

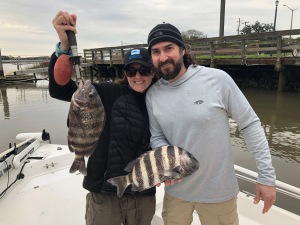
[145,23,276,225]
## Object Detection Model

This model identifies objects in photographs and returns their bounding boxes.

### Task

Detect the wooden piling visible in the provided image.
[0,49,4,77]
[278,70,286,92]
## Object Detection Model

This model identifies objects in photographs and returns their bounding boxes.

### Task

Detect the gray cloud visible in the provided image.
[0,0,299,56]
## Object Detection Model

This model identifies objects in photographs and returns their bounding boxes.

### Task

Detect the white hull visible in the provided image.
[0,132,299,225]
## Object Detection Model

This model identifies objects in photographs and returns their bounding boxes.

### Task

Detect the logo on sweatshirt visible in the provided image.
[194,100,204,105]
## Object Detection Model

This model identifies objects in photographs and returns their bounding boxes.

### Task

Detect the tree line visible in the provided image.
[182,21,299,40]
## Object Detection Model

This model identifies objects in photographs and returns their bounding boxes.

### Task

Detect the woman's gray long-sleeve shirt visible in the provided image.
[146,65,276,203]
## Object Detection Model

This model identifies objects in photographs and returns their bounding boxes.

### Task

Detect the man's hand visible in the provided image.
[253,183,276,214]
[156,178,182,187]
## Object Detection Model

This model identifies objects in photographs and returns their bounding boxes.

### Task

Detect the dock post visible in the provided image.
[89,66,93,83]
[0,49,4,77]
[115,66,122,79]
[277,70,286,92]
[209,42,215,68]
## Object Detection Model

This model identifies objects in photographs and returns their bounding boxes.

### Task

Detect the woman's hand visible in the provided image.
[52,11,77,51]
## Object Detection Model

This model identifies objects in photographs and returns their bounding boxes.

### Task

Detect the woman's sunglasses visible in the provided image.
[125,67,152,77]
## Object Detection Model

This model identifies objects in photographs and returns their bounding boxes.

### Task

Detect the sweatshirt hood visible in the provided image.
[159,65,204,87]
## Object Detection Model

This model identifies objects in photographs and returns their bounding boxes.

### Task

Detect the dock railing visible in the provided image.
[83,29,300,70]
[84,43,147,66]
[187,29,300,69]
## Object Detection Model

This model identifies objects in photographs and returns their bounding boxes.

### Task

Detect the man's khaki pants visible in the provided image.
[162,193,239,225]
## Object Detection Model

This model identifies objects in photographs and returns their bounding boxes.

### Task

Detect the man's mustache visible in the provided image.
[158,58,174,68]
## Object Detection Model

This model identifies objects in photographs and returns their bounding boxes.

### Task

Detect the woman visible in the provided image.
[49,11,157,225]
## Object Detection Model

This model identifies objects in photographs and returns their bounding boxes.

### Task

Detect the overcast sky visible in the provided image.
[1,0,300,56]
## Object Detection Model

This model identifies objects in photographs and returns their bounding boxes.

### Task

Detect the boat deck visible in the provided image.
[0,141,299,225]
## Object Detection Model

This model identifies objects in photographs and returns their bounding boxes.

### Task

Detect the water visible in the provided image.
[1,63,36,75]
[0,63,69,148]
[228,89,300,215]
[230,89,300,186]
[0,79,69,147]
[0,64,299,215]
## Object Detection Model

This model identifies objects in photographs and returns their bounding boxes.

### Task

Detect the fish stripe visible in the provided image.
[134,160,144,189]
[174,146,180,166]
[132,166,137,186]
[158,146,171,181]
[148,150,158,187]
[140,154,150,188]
[163,146,170,170]
[167,146,175,168]
[145,151,157,188]
[154,147,164,181]
[126,176,131,188]
[128,172,133,184]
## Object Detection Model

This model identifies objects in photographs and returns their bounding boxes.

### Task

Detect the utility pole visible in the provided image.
[237,18,243,35]
[283,4,300,39]
[273,1,279,31]
[219,0,226,37]
[0,49,4,77]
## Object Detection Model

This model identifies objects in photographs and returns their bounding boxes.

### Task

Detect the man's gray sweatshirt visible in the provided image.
[146,65,276,203]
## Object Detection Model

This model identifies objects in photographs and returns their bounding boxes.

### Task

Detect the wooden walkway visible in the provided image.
[83,29,300,71]
[0,62,94,84]
[0,67,48,84]
[81,29,300,91]
[1,30,299,89]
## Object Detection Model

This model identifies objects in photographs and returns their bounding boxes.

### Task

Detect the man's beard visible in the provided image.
[155,57,183,81]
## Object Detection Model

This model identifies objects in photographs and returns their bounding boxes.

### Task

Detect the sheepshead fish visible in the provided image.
[68,79,105,175]
[107,146,199,197]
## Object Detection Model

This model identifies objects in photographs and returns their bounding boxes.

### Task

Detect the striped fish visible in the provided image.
[68,79,105,175]
[107,146,199,197]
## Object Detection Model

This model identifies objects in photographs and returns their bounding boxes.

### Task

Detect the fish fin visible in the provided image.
[124,150,152,172]
[131,184,144,192]
[67,116,69,128]
[124,159,139,172]
[160,175,174,181]
[172,166,183,177]
[158,167,181,181]
[161,169,173,177]
[68,141,74,152]
[107,176,129,198]
[69,158,87,175]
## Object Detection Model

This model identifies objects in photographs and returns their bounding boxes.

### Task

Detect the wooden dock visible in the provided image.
[1,30,299,89]
[82,29,300,91]
[0,67,49,84]
[0,62,94,84]
[82,29,300,69]
[0,74,36,84]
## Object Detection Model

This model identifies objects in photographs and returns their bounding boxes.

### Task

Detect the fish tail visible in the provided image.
[69,158,87,176]
[107,176,129,198]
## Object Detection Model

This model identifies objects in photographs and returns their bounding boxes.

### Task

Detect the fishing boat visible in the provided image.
[0,131,299,225]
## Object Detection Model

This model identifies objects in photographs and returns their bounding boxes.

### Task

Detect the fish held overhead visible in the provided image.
[107,146,199,197]
[67,79,105,175]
